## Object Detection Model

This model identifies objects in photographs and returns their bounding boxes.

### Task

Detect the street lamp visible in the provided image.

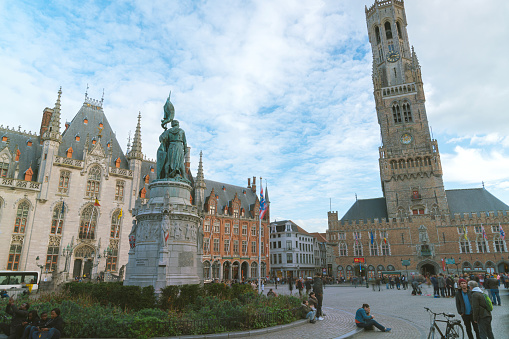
[35,256,44,284]
[451,257,461,276]
[401,259,411,279]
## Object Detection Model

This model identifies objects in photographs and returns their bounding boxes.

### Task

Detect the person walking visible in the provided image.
[438,273,446,298]
[313,273,324,320]
[431,275,439,298]
[288,277,294,295]
[470,281,494,339]
[485,275,501,306]
[455,278,480,339]
[305,277,312,295]
[297,278,304,297]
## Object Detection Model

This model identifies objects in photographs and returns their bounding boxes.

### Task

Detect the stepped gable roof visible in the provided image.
[0,128,42,180]
[310,232,327,242]
[204,179,258,215]
[271,220,309,235]
[61,101,128,169]
[446,188,509,217]
[340,197,388,222]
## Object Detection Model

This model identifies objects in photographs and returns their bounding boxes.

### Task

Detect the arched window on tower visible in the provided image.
[392,104,402,123]
[14,201,29,233]
[79,204,98,240]
[384,21,392,40]
[110,209,121,238]
[51,202,65,234]
[374,25,381,45]
[396,21,403,39]
[86,165,101,198]
[402,102,413,122]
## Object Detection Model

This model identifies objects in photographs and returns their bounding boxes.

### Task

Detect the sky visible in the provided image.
[1,0,509,233]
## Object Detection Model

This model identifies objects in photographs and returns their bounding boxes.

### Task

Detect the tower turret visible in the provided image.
[128,112,143,161]
[194,151,206,210]
[127,112,144,211]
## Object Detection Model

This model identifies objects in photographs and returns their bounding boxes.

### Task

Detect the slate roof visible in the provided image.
[446,188,509,217]
[61,102,129,169]
[204,179,259,215]
[270,220,310,235]
[310,232,327,243]
[339,188,509,221]
[340,197,388,222]
[0,128,42,180]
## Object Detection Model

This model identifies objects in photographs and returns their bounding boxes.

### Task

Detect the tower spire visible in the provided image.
[42,87,62,142]
[128,112,143,160]
[196,150,205,187]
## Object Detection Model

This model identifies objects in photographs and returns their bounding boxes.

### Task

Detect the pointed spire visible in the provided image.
[265,183,270,203]
[196,150,206,188]
[128,112,143,160]
[42,87,62,142]
[411,46,420,67]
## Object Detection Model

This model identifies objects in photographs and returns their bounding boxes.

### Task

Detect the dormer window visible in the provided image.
[99,123,103,128]
[140,187,147,198]
[24,167,33,181]
[2,136,7,142]
[107,142,111,148]
[285,223,291,232]
[150,167,154,173]
[115,158,121,168]
[92,139,96,145]
[83,118,88,124]
[144,175,150,184]
[26,140,32,146]
[15,149,20,162]
[75,135,80,141]
[66,147,73,159]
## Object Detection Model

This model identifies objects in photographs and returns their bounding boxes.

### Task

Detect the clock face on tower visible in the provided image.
[401,133,412,145]
[387,51,400,63]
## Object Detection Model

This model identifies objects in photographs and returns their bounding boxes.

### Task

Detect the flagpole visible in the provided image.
[258,177,262,294]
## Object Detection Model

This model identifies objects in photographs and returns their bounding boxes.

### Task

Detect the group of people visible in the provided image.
[293,273,324,323]
[0,297,63,339]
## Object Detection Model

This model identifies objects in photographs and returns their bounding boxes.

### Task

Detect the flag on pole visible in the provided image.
[60,200,65,216]
[259,186,267,219]
[482,225,487,241]
[383,237,387,244]
[441,258,446,271]
[118,208,122,219]
[354,232,358,245]
[462,225,468,241]
[94,198,101,206]
[500,224,505,240]
[370,231,374,245]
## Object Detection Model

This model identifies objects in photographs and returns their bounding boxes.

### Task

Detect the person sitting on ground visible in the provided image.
[308,291,319,309]
[355,303,391,332]
[0,297,30,339]
[300,300,316,323]
[21,311,46,339]
[266,288,277,298]
[31,308,64,339]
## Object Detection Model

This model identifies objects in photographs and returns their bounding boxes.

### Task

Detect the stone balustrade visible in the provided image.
[0,178,41,191]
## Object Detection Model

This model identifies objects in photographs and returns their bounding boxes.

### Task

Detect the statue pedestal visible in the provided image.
[124,180,202,292]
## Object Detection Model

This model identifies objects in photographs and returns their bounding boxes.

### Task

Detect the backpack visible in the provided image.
[482,292,493,311]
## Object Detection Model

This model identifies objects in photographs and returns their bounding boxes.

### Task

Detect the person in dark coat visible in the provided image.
[455,279,480,339]
[21,311,49,339]
[470,281,494,339]
[31,308,64,339]
[313,273,324,320]
[305,278,312,295]
[0,297,30,339]
[430,275,439,298]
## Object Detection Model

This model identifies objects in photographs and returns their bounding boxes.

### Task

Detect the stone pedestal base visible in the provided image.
[124,180,203,292]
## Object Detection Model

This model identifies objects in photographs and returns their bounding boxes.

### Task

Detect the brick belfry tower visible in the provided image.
[365,0,449,219]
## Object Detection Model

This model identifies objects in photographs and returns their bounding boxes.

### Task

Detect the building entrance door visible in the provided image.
[421,263,436,275]
[73,259,82,278]
[83,259,93,278]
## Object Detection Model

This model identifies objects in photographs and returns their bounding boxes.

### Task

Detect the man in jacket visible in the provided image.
[313,273,324,320]
[0,297,30,339]
[455,279,480,339]
[430,275,439,297]
[438,273,446,298]
[31,308,64,339]
[485,275,501,306]
[470,281,494,339]
[355,304,391,332]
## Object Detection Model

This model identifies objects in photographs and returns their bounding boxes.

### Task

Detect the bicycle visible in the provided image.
[424,307,464,339]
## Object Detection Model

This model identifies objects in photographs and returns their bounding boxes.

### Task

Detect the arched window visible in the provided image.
[110,209,121,238]
[251,262,258,278]
[384,21,392,40]
[396,21,403,39]
[86,165,101,198]
[392,104,402,123]
[51,202,65,234]
[402,102,413,122]
[203,261,211,279]
[58,170,70,194]
[337,265,344,279]
[7,245,22,270]
[370,241,378,256]
[387,265,395,271]
[105,247,118,271]
[14,201,29,233]
[339,242,347,256]
[79,204,98,240]
[115,180,124,202]
[374,25,381,44]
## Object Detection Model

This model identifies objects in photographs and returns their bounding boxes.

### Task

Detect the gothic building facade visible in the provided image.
[0,90,270,283]
[327,0,509,280]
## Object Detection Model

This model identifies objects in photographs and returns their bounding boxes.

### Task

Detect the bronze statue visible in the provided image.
[156,93,189,182]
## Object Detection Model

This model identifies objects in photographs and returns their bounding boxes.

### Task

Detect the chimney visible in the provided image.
[247,178,251,188]
[39,107,53,138]
[252,176,256,192]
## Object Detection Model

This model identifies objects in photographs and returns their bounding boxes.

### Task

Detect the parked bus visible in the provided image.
[0,271,40,297]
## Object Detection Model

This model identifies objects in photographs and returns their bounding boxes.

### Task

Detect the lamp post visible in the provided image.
[401,259,411,279]
[35,256,44,286]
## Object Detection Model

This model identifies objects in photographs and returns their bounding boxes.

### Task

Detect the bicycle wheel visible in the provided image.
[446,323,464,339]
[427,327,435,339]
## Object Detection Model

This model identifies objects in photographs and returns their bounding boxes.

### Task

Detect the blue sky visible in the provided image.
[1,0,509,233]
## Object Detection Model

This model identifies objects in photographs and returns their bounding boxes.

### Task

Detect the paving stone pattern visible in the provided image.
[253,283,508,339]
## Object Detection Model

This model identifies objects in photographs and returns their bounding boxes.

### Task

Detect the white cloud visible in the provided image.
[1,0,508,234]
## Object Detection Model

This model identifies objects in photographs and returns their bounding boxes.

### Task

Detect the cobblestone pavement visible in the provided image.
[255,283,508,339]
